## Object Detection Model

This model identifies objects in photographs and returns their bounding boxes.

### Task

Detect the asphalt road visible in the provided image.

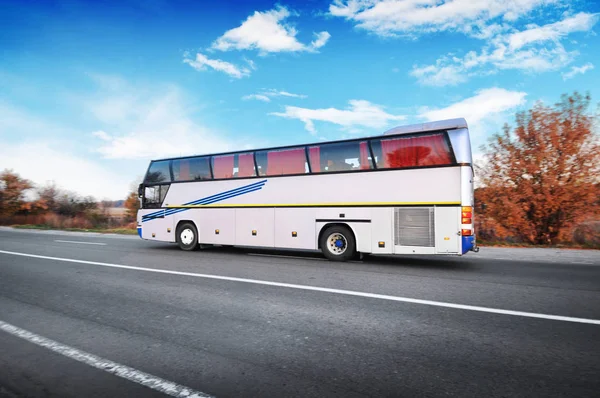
[1,227,599,397]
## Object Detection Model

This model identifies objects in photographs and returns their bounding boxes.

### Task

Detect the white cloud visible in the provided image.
[562,62,594,80]
[263,89,307,98]
[0,141,131,200]
[0,76,248,200]
[92,130,111,141]
[410,12,598,86]
[242,88,307,102]
[507,12,599,50]
[410,61,468,87]
[211,6,330,54]
[329,0,555,37]
[270,100,405,134]
[311,31,332,49]
[242,94,271,102]
[419,87,527,125]
[183,52,251,79]
[244,58,258,70]
[0,102,132,200]
[87,80,233,160]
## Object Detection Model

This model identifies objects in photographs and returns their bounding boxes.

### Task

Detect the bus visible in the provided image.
[136,118,478,261]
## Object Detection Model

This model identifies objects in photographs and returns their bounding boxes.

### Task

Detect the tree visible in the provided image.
[37,182,61,213]
[477,92,600,245]
[0,169,33,218]
[55,192,97,217]
[124,191,140,223]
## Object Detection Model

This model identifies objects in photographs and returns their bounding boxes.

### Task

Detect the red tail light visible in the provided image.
[462,229,472,236]
[461,206,473,225]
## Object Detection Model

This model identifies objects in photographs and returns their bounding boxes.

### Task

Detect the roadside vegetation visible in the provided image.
[1,91,598,247]
[0,175,140,235]
[474,92,599,249]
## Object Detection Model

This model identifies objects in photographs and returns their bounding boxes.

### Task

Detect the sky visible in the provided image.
[1,0,599,200]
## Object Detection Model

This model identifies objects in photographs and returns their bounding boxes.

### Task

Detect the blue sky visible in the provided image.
[1,0,599,200]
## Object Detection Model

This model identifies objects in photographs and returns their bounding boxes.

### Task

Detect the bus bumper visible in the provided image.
[137,226,143,238]
[461,235,477,254]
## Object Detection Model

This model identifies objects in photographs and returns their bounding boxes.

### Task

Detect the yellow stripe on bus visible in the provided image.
[166,202,462,208]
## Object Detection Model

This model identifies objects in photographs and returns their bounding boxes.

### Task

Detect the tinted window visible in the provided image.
[371,133,453,169]
[308,141,373,173]
[144,161,171,184]
[212,152,256,179]
[172,157,212,181]
[143,185,169,208]
[256,147,308,177]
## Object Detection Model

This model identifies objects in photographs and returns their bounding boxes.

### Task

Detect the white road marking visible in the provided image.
[54,240,107,246]
[1,249,599,326]
[0,320,213,398]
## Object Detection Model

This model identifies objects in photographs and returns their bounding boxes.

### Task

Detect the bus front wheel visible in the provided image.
[320,225,356,261]
[176,222,199,251]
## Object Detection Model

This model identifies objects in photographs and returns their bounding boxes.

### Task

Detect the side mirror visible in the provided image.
[138,183,144,197]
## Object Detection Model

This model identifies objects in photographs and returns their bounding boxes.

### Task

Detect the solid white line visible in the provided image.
[54,240,107,246]
[1,249,599,325]
[0,320,213,398]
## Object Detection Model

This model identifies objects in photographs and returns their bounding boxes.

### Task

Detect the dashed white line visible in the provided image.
[0,320,213,398]
[54,240,107,246]
[1,249,599,325]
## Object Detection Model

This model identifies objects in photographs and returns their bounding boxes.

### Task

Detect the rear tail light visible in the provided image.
[461,206,472,225]
[461,229,472,236]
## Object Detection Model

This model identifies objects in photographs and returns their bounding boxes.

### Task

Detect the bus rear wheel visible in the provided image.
[320,225,356,261]
[176,222,198,251]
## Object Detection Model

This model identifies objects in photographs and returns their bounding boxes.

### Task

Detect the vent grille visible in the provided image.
[394,207,435,247]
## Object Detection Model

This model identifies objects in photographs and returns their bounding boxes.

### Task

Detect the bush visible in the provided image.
[572,221,600,249]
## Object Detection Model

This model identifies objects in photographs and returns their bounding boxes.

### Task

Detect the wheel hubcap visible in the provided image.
[180,228,194,245]
[327,233,347,255]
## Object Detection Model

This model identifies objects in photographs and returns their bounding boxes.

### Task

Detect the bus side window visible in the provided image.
[236,152,256,178]
[212,155,235,179]
[257,148,307,176]
[172,157,211,181]
[372,133,453,169]
[309,141,373,173]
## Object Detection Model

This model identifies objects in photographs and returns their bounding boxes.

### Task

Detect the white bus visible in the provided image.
[137,118,478,261]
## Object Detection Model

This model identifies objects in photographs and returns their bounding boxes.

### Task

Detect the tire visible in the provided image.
[320,225,356,261]
[176,222,199,251]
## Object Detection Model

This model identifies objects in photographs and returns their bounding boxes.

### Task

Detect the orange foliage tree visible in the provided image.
[124,191,140,223]
[476,92,600,245]
[0,169,35,218]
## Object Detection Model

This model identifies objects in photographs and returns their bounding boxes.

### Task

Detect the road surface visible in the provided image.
[1,227,599,397]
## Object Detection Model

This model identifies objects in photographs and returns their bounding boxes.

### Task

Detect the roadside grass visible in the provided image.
[11,224,138,235]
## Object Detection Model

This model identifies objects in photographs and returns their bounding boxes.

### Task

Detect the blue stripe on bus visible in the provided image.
[155,185,264,220]
[142,180,267,223]
[158,182,266,218]
[143,179,266,219]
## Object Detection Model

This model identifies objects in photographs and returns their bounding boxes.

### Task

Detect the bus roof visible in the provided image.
[382,118,468,136]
